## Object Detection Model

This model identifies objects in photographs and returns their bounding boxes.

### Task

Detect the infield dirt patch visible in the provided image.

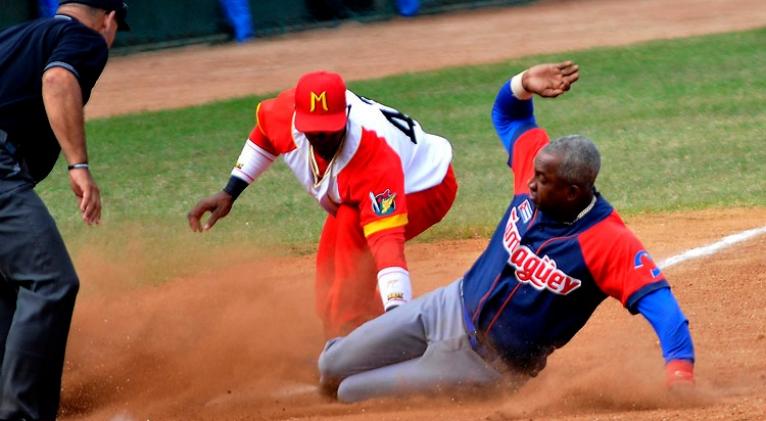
[61,208,766,420]
[63,0,766,419]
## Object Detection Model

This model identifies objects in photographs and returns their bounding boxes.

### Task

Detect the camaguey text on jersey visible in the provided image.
[502,207,582,295]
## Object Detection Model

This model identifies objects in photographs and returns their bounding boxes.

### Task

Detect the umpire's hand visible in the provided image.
[69,168,101,225]
[187,191,234,232]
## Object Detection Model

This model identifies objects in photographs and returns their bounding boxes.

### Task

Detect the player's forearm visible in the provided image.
[637,287,695,386]
[367,229,411,311]
[492,75,537,153]
[226,138,276,200]
[636,287,695,362]
[42,67,88,165]
[368,229,407,269]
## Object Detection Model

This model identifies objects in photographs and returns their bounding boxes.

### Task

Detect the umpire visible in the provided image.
[0,1,128,419]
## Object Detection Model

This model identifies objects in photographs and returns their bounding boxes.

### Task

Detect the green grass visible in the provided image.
[38,28,766,262]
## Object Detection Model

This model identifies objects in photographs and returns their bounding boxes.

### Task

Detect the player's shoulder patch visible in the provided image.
[370,189,397,216]
[633,250,662,279]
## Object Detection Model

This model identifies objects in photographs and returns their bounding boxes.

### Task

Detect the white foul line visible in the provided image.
[658,225,766,270]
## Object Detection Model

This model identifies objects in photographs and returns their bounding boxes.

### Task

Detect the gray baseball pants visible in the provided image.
[0,153,79,420]
[318,279,507,402]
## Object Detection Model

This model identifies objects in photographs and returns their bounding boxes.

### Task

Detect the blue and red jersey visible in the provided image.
[461,79,694,373]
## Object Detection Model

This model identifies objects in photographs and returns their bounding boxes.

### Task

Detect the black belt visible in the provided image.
[459,282,554,377]
[0,130,12,155]
[461,298,497,361]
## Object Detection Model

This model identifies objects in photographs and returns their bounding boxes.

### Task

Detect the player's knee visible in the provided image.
[336,375,377,403]
[60,275,80,301]
[318,346,340,380]
[54,268,80,301]
[336,380,361,403]
[318,337,351,382]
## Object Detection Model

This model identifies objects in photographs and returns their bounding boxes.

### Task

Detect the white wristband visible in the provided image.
[377,267,412,311]
[231,139,276,183]
[510,71,533,100]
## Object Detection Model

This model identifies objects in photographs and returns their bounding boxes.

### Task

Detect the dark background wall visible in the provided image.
[0,0,528,49]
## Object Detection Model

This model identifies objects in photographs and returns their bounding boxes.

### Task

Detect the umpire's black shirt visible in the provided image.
[0,15,107,186]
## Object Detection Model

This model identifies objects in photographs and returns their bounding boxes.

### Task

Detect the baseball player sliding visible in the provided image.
[318,61,695,402]
[188,71,457,338]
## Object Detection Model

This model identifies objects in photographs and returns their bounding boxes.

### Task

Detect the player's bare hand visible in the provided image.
[187,191,234,232]
[522,61,580,98]
[68,168,101,225]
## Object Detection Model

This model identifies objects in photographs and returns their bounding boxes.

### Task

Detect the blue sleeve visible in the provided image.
[636,287,695,363]
[491,80,538,158]
[38,0,58,17]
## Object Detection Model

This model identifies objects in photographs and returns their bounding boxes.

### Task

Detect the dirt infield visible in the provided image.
[61,0,766,419]
[62,209,766,420]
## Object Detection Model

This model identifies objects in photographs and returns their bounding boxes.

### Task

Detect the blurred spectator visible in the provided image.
[38,0,59,17]
[219,0,254,42]
[395,0,420,16]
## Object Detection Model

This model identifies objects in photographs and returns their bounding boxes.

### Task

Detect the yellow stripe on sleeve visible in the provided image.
[255,102,267,136]
[363,214,409,237]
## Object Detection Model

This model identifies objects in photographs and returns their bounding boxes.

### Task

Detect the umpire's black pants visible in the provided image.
[0,182,79,421]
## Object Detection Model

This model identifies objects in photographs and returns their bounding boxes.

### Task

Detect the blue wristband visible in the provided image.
[223,176,249,201]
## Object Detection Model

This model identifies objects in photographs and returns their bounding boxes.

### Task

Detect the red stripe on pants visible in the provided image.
[315,166,458,338]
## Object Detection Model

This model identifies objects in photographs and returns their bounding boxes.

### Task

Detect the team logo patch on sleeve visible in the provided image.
[634,250,662,278]
[370,189,397,216]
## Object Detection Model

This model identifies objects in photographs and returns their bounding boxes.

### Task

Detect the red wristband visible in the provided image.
[665,359,694,386]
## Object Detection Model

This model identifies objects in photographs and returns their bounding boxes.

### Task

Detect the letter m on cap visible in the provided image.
[310,91,328,112]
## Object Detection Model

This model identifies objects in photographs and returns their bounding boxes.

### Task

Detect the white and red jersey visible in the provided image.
[231,88,453,239]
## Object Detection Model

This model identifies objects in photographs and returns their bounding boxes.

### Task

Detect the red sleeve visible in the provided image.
[248,89,298,156]
[579,212,667,308]
[367,230,407,270]
[247,120,276,155]
[338,128,409,270]
[511,128,550,194]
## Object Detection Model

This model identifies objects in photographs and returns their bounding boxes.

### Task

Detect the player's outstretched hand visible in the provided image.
[522,61,580,98]
[69,167,101,225]
[187,191,234,232]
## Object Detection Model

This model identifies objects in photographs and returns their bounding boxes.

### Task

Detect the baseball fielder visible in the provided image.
[318,61,695,402]
[188,71,457,338]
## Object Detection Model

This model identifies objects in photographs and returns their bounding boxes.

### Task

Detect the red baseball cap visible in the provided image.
[294,71,347,133]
